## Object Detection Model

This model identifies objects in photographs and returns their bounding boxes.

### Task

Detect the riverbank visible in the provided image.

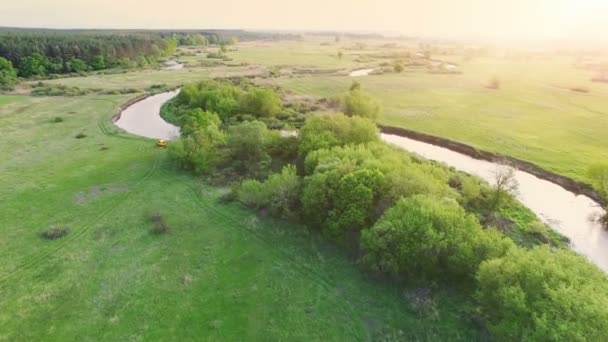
[379,124,605,206]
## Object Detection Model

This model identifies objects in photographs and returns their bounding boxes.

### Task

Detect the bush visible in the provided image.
[298,113,379,157]
[476,246,608,341]
[0,57,17,90]
[226,121,271,178]
[361,195,513,281]
[238,165,301,218]
[343,89,381,120]
[149,211,171,235]
[75,133,87,139]
[239,88,282,118]
[168,124,225,175]
[52,117,64,123]
[41,226,71,240]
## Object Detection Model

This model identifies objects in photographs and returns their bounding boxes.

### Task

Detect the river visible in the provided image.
[114,90,181,140]
[115,90,608,272]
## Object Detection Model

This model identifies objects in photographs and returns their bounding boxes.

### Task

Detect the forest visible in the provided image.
[0,28,296,82]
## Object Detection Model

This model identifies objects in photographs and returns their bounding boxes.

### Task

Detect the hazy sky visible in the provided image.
[2,0,607,41]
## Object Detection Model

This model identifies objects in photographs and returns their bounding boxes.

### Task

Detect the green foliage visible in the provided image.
[361,195,513,281]
[0,57,17,89]
[18,53,48,77]
[298,113,379,157]
[168,122,225,175]
[69,58,88,73]
[181,109,222,136]
[343,89,380,120]
[476,246,608,341]
[238,165,301,218]
[90,55,106,70]
[177,80,243,120]
[240,88,282,118]
[226,121,271,177]
[394,63,404,73]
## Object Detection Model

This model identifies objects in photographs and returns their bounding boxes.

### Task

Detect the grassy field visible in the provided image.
[264,49,608,182]
[0,94,477,340]
[39,39,608,182]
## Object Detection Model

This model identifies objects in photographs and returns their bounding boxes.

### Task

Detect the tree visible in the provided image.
[349,81,361,91]
[361,195,513,280]
[90,55,106,70]
[168,123,225,175]
[491,161,519,211]
[0,57,17,89]
[238,165,301,218]
[69,58,88,73]
[18,53,47,77]
[476,246,608,341]
[394,63,404,73]
[180,109,221,137]
[337,51,343,60]
[343,89,381,120]
[240,88,281,118]
[226,121,271,177]
[298,113,379,157]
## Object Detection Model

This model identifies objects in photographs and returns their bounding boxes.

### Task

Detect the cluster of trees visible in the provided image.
[167,80,297,179]
[167,80,608,340]
[0,29,179,78]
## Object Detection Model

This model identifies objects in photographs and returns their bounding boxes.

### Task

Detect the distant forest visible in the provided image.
[0,28,300,78]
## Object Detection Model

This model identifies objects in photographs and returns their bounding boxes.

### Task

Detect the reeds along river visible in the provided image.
[115,90,608,273]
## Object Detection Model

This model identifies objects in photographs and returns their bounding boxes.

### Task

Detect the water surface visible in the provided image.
[114,90,180,140]
[382,133,608,272]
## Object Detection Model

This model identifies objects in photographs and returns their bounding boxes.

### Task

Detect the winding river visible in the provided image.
[115,91,608,272]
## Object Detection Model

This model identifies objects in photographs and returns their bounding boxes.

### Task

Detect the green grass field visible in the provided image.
[0,94,477,340]
[40,39,608,182]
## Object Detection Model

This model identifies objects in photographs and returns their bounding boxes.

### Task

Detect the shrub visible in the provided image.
[52,117,64,123]
[168,124,225,175]
[0,57,18,90]
[75,133,87,139]
[41,226,71,240]
[298,113,379,157]
[343,89,381,120]
[149,211,171,235]
[476,246,608,341]
[226,121,271,178]
[239,88,281,118]
[360,195,513,281]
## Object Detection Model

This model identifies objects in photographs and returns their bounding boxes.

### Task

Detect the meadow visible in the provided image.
[40,38,608,183]
[0,94,476,340]
[3,35,608,340]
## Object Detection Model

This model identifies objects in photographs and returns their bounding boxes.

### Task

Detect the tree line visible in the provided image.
[164,79,608,340]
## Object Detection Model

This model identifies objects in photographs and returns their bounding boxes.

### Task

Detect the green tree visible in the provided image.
[238,165,301,218]
[298,113,379,157]
[90,55,106,70]
[180,109,222,137]
[394,63,404,73]
[168,123,225,175]
[18,53,48,77]
[240,88,282,118]
[337,51,343,60]
[69,58,88,73]
[0,57,17,89]
[226,121,271,177]
[476,246,608,341]
[343,89,380,120]
[361,195,513,280]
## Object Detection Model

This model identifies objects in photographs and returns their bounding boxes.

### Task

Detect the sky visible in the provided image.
[2,0,607,42]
